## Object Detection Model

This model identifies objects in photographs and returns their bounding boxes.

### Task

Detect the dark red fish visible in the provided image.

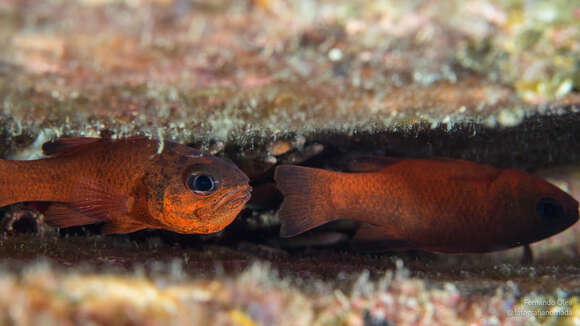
[0,137,251,234]
[274,157,579,253]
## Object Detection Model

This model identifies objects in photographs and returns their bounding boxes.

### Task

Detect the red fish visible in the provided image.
[274,157,579,253]
[0,137,251,234]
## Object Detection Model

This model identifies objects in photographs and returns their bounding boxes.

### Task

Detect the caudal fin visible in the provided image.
[274,165,339,237]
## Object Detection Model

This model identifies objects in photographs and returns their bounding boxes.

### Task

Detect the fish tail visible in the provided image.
[274,165,340,237]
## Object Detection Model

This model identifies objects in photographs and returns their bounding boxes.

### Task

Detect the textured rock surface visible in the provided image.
[1,0,580,325]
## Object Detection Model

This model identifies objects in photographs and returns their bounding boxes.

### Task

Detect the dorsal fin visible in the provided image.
[450,172,501,184]
[442,159,502,184]
[349,156,502,184]
[42,137,102,156]
[347,156,405,172]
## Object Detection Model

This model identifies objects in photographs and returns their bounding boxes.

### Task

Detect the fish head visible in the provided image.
[494,169,579,247]
[145,144,251,234]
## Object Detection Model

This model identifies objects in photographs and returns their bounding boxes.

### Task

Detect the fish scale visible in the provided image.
[0,137,251,234]
[274,158,579,253]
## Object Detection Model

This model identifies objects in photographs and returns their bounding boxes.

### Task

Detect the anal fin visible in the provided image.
[351,223,412,252]
[101,221,149,234]
[352,223,389,242]
[279,231,349,249]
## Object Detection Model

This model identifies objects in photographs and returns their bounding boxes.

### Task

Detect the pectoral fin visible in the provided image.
[43,203,103,228]
[41,176,137,232]
[68,178,134,222]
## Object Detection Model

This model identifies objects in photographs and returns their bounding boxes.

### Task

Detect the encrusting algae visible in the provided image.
[0,1,579,325]
[3,261,571,326]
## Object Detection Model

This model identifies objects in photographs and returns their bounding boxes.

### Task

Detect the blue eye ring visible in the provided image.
[187,173,217,195]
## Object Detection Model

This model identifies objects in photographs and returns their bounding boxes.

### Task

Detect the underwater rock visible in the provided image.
[0,1,579,325]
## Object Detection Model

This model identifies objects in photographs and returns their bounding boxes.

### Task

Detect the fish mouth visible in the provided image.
[238,187,252,202]
[199,186,251,228]
[233,187,252,207]
[214,186,252,210]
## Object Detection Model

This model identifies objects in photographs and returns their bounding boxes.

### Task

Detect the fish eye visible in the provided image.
[187,173,217,195]
[536,197,564,220]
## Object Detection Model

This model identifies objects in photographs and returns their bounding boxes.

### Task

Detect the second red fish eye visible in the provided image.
[536,197,564,220]
[187,173,217,194]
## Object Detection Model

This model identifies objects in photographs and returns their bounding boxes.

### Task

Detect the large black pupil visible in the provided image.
[536,198,564,219]
[191,174,214,192]
[194,175,213,191]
